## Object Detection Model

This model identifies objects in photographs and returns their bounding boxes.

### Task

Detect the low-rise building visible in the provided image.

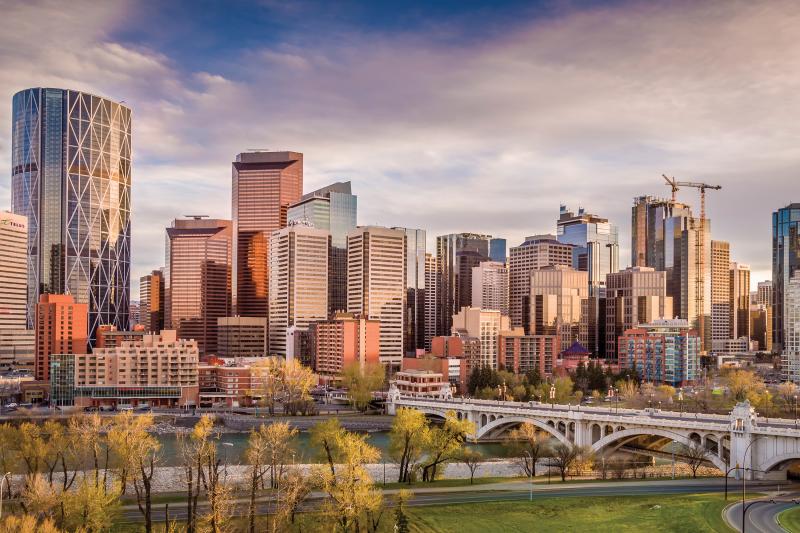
[617,319,700,386]
[401,355,467,393]
[52,330,200,407]
[392,369,451,398]
[198,363,257,407]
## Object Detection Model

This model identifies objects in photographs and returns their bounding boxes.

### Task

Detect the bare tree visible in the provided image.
[459,449,483,484]
[681,442,708,478]
[506,423,550,477]
[550,443,591,482]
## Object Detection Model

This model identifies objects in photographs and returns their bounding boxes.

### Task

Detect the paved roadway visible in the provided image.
[725,498,799,533]
[115,478,784,525]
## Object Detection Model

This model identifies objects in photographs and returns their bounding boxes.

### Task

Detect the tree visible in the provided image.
[388,408,429,483]
[20,473,59,521]
[251,357,284,415]
[313,423,384,532]
[1,515,61,533]
[459,449,483,484]
[420,411,475,482]
[726,370,765,403]
[550,443,590,482]
[282,359,316,416]
[393,489,413,533]
[681,442,708,478]
[63,476,120,532]
[272,468,311,532]
[178,415,217,533]
[342,361,385,412]
[507,423,550,477]
[246,422,298,533]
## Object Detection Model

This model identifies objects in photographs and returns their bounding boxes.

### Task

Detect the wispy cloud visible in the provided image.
[1,0,797,292]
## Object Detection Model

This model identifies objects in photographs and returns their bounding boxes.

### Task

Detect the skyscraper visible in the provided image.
[11,88,131,343]
[489,238,507,263]
[730,262,751,341]
[710,240,731,348]
[630,196,710,350]
[605,266,673,363]
[347,227,406,369]
[471,261,509,315]
[508,235,573,332]
[232,151,303,318]
[757,280,774,306]
[395,228,426,356]
[0,211,34,370]
[556,205,619,294]
[139,269,165,333]
[287,181,357,314]
[772,203,800,352]
[782,272,800,382]
[165,217,232,355]
[268,222,329,357]
[424,253,438,351]
[529,265,589,348]
[436,233,491,336]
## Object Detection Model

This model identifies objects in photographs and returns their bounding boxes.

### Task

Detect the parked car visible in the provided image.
[83,406,99,412]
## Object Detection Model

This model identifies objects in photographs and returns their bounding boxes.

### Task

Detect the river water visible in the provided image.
[155,431,512,466]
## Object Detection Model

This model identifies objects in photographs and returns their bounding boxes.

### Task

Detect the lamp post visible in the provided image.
[549,383,556,409]
[794,395,798,427]
[741,436,766,530]
[678,388,684,416]
[523,451,533,501]
[0,472,10,521]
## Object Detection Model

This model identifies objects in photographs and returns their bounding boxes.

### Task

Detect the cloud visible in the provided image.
[2,0,798,295]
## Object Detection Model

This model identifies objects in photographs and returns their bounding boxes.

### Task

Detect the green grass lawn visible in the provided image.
[779,507,800,533]
[405,493,735,533]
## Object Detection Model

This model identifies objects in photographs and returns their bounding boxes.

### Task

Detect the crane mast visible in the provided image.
[662,176,722,353]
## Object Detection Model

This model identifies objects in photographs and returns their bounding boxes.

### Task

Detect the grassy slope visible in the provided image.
[779,507,800,533]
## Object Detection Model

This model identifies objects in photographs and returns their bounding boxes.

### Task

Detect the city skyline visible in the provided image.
[2,1,798,297]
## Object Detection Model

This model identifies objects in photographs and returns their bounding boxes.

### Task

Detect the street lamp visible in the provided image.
[523,451,534,501]
[740,436,767,529]
[549,383,556,409]
[794,395,798,427]
[678,388,684,416]
[0,472,10,520]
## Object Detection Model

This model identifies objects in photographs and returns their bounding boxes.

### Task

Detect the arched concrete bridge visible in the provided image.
[387,392,800,480]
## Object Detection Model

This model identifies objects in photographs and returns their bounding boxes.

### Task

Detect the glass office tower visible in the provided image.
[287,181,357,315]
[436,233,492,336]
[394,227,425,355]
[11,88,131,345]
[556,205,619,294]
[773,203,800,352]
[489,238,507,263]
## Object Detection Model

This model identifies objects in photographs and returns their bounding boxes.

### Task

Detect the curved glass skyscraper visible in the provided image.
[11,88,131,345]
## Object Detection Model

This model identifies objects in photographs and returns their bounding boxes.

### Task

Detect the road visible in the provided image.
[725,499,798,533]
[115,478,784,525]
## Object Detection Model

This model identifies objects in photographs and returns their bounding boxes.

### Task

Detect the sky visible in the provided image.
[1,0,798,295]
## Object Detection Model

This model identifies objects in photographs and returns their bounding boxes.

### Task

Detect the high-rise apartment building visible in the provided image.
[424,253,438,351]
[451,306,509,370]
[630,196,710,350]
[529,265,588,348]
[36,294,88,382]
[0,211,35,370]
[139,269,165,333]
[268,223,329,357]
[232,151,303,318]
[217,316,267,358]
[730,262,751,341]
[11,88,132,342]
[556,205,619,294]
[436,233,491,336]
[347,227,406,369]
[710,240,731,348]
[394,228,426,356]
[781,272,800,382]
[165,217,232,356]
[287,181,357,314]
[498,329,560,376]
[605,266,673,362]
[471,261,509,315]
[773,204,800,352]
[508,235,573,332]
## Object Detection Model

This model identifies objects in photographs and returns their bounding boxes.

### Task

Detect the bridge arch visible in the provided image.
[475,415,571,444]
[760,452,800,472]
[591,427,726,471]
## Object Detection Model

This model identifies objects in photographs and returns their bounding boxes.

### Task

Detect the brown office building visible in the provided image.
[165,217,232,355]
[232,151,303,318]
[139,269,165,333]
[35,294,88,382]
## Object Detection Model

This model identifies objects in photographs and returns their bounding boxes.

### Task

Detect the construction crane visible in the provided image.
[660,176,722,354]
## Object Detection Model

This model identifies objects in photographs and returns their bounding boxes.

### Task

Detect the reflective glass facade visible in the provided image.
[11,88,131,345]
[773,204,800,352]
[287,181,357,315]
[436,233,491,336]
[489,238,507,263]
[396,228,425,355]
[556,206,619,294]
